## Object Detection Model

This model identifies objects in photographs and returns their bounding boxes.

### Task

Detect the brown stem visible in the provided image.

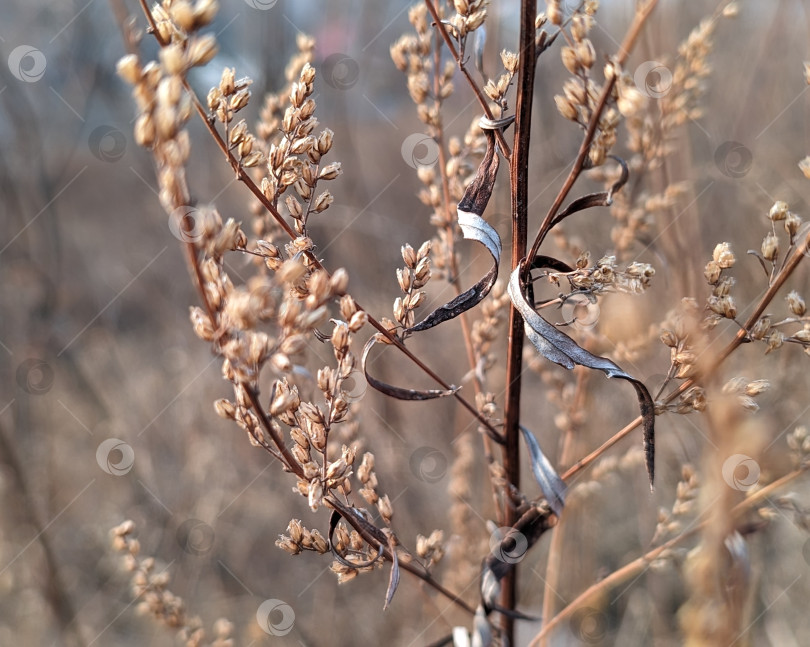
[526,0,659,267]
[501,0,537,640]
[423,0,512,157]
[531,466,808,644]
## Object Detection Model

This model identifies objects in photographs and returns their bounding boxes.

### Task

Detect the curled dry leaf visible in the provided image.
[477,505,553,631]
[363,116,513,404]
[361,336,460,401]
[407,118,511,333]
[519,425,566,516]
[508,267,656,488]
[384,534,400,610]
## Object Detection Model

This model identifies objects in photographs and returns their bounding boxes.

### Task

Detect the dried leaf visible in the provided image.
[328,511,382,569]
[478,505,554,618]
[546,156,629,231]
[407,212,500,333]
[519,425,566,516]
[383,534,400,610]
[508,267,656,488]
[407,120,509,333]
[362,336,460,400]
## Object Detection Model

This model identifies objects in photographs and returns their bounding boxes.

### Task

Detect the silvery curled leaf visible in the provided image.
[724,530,750,581]
[361,336,460,400]
[478,506,553,621]
[328,510,383,569]
[384,534,400,610]
[519,425,566,516]
[452,626,472,647]
[508,267,655,488]
[407,119,510,334]
[537,156,629,243]
[471,605,492,647]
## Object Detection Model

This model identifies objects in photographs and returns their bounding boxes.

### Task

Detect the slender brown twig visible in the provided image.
[500,0,537,641]
[525,0,659,268]
[530,465,808,644]
[423,0,512,157]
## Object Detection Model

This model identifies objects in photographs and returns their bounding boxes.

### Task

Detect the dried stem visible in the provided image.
[531,465,808,644]
[423,0,512,157]
[326,496,476,616]
[501,0,537,640]
[526,0,659,267]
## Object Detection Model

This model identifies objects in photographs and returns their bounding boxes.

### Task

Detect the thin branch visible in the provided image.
[423,0,512,157]
[563,222,810,482]
[526,0,659,267]
[531,465,808,644]
[326,496,476,616]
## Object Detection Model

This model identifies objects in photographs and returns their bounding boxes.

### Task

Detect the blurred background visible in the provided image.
[2,0,810,645]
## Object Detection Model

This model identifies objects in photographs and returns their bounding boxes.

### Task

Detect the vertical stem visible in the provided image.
[502,0,536,640]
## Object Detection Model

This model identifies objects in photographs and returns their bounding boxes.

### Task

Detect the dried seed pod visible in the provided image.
[761,232,779,261]
[713,242,735,268]
[787,290,806,316]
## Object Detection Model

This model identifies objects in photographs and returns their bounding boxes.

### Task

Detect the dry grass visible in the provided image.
[2,1,810,645]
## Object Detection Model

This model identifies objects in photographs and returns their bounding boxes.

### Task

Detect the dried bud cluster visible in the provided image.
[276,519,329,555]
[658,298,703,387]
[484,50,518,111]
[329,518,383,584]
[546,255,655,296]
[787,426,810,467]
[390,5,454,127]
[449,0,487,38]
[416,529,445,568]
[747,203,810,355]
[609,10,736,257]
[356,452,393,524]
[550,7,625,167]
[721,377,771,413]
[391,9,491,295]
[703,242,738,329]
[471,282,510,386]
[111,520,233,646]
[254,56,340,238]
[394,241,432,330]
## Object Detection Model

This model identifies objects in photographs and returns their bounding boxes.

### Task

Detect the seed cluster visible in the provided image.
[111,521,234,647]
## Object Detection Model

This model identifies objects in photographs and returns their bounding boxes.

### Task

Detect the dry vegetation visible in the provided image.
[3,0,810,645]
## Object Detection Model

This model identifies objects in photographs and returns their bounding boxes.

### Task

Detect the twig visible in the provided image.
[531,465,808,644]
[423,0,512,157]
[526,0,659,268]
[500,0,537,641]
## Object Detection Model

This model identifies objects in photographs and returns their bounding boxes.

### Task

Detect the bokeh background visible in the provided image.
[2,0,810,645]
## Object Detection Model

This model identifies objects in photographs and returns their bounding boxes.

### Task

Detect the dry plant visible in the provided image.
[100,0,810,644]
